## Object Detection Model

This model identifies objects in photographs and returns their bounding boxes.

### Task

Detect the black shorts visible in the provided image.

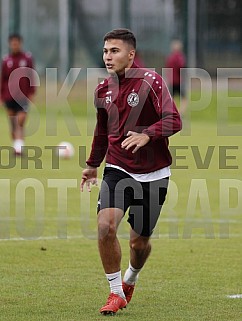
[98,168,169,237]
[5,99,29,113]
[170,84,186,98]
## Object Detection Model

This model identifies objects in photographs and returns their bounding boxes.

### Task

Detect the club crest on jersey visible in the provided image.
[127,92,139,107]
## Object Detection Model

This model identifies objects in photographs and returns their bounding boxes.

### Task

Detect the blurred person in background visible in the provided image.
[0,34,36,155]
[165,39,187,115]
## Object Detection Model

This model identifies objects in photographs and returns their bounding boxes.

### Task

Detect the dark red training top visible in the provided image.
[86,63,182,174]
[0,51,36,102]
[165,51,186,86]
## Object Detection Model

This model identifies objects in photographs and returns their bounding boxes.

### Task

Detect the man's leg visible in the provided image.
[6,109,27,154]
[123,229,151,285]
[129,229,151,270]
[98,207,124,274]
[6,109,17,140]
[122,230,151,303]
[98,207,127,314]
[123,178,169,302]
[181,97,188,116]
[13,111,27,154]
[16,111,27,141]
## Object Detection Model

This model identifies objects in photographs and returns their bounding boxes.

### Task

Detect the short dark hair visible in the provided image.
[104,29,136,49]
[8,33,23,42]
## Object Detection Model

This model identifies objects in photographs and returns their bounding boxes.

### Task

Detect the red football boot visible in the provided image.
[100,293,127,315]
[122,282,135,304]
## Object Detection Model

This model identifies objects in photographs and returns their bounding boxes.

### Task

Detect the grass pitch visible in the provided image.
[0,86,242,321]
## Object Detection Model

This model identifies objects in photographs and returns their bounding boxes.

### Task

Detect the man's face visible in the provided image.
[9,38,22,54]
[103,39,135,75]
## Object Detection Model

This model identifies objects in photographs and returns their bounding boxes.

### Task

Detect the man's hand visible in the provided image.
[80,167,98,192]
[121,131,150,153]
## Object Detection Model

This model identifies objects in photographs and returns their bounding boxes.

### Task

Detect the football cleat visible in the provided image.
[122,282,135,304]
[100,293,127,315]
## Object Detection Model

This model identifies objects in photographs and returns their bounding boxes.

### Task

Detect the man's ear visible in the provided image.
[129,49,136,60]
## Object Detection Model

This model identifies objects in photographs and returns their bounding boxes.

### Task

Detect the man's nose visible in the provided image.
[105,52,112,60]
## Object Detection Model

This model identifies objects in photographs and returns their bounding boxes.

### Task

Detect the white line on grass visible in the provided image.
[0,218,241,223]
[0,235,84,242]
[226,294,242,299]
[1,233,242,242]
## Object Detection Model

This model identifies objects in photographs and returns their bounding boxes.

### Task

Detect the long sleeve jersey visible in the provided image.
[86,63,182,174]
[0,51,36,102]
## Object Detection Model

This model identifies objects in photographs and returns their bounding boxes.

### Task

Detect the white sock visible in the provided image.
[14,139,24,154]
[123,261,141,285]
[106,271,125,299]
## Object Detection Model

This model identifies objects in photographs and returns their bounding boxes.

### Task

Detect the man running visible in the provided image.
[81,28,182,316]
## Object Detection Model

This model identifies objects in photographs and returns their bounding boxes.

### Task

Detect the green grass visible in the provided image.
[0,87,242,320]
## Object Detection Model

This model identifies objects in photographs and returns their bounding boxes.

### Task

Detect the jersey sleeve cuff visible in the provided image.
[86,161,99,168]
[142,128,156,141]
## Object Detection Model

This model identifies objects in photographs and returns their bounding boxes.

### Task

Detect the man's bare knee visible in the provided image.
[130,236,151,252]
[98,208,123,240]
[98,221,117,240]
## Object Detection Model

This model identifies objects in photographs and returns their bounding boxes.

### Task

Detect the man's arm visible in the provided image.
[0,60,5,104]
[27,54,36,101]
[86,107,109,167]
[81,107,108,191]
[142,76,182,140]
[122,74,181,153]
